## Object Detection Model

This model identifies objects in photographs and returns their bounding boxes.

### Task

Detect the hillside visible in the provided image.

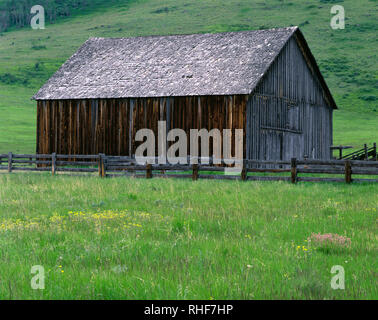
[0,0,376,153]
[0,0,123,31]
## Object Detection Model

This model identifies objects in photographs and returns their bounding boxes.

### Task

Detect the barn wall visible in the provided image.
[246,36,333,160]
[36,95,247,157]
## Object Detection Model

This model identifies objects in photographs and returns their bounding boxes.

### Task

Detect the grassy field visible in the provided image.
[0,0,377,154]
[0,0,376,300]
[0,173,376,299]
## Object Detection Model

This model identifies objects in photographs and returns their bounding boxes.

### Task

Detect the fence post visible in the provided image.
[241,160,247,181]
[98,154,102,177]
[146,163,152,179]
[373,143,377,161]
[101,154,106,178]
[364,144,368,160]
[51,153,56,176]
[98,154,106,178]
[291,158,297,184]
[345,160,352,184]
[8,152,12,173]
[192,164,198,181]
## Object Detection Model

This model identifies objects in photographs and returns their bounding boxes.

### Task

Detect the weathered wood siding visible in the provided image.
[36,35,333,161]
[36,95,247,157]
[246,35,333,160]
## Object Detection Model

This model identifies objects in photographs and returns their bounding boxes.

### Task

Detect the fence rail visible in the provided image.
[0,152,377,184]
[341,143,377,161]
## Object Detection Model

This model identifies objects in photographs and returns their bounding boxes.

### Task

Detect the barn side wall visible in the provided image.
[246,36,333,160]
[36,95,247,157]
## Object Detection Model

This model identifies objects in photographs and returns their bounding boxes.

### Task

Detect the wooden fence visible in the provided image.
[0,153,377,184]
[341,143,377,161]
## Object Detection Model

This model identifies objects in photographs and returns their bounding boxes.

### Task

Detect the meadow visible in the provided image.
[0,173,377,299]
[0,0,377,300]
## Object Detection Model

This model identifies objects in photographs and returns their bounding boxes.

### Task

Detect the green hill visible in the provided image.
[0,0,376,153]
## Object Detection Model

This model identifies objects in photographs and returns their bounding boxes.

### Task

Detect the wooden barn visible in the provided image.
[33,26,337,161]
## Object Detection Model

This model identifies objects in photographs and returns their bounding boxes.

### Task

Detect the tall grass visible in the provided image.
[0,173,376,299]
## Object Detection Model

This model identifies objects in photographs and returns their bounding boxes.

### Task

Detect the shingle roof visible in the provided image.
[33,27,299,100]
[33,27,310,100]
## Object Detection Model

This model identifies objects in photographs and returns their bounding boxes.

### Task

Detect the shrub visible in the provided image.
[31,45,47,50]
[0,73,28,85]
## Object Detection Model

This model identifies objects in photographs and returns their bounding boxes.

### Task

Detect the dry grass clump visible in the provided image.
[307,233,351,248]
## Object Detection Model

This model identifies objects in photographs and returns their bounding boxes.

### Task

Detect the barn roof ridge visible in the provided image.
[32,26,335,108]
[85,26,299,41]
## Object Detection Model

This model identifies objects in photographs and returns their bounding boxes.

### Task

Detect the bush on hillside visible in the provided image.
[0,0,91,32]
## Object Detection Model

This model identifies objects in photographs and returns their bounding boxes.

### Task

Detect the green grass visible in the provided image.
[0,174,376,299]
[0,0,377,154]
[0,86,36,153]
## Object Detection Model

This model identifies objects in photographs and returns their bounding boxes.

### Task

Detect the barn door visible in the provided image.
[260,129,283,161]
[282,132,304,161]
[283,103,304,160]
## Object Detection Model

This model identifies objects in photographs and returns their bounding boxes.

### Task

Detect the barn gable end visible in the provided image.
[246,32,334,160]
